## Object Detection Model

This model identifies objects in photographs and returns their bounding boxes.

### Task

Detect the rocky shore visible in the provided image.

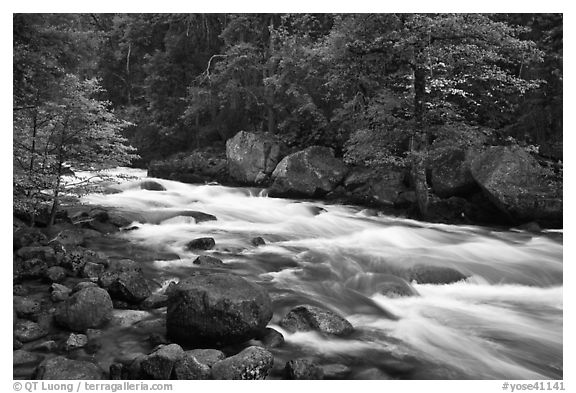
[148,131,562,229]
[15,200,400,380]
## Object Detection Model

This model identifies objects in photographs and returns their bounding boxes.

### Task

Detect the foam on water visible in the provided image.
[78,173,563,379]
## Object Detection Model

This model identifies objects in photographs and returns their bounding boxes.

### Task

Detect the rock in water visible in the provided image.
[13,296,41,318]
[193,255,224,266]
[140,180,166,191]
[14,320,48,343]
[226,131,284,185]
[55,287,113,332]
[407,265,467,285]
[65,333,88,351]
[141,344,185,380]
[285,358,324,380]
[251,237,266,247]
[185,237,216,251]
[35,356,104,379]
[166,273,273,346]
[173,353,211,380]
[280,305,354,336]
[470,145,562,227]
[269,146,348,198]
[211,346,273,380]
[99,259,151,304]
[186,349,226,367]
[45,266,67,283]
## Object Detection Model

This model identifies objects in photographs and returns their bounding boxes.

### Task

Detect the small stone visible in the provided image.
[32,340,58,352]
[14,350,42,366]
[13,285,29,296]
[50,283,72,302]
[65,333,89,351]
[321,364,352,379]
[35,356,104,379]
[251,237,266,246]
[73,281,99,292]
[186,349,226,368]
[14,296,41,318]
[211,346,273,380]
[141,294,168,309]
[140,181,166,191]
[14,320,48,343]
[45,266,67,283]
[192,255,224,266]
[185,237,216,251]
[280,305,354,336]
[81,262,105,282]
[141,344,185,380]
[173,354,211,380]
[285,358,323,380]
[13,339,23,350]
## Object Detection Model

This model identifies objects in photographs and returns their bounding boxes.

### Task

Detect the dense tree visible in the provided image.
[13,14,137,225]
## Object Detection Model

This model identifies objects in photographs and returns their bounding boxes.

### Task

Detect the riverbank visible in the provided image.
[148,132,563,230]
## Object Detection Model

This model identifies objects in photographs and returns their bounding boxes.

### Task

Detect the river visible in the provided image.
[77,168,563,380]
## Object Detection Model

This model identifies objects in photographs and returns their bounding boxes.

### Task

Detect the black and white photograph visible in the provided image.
[11,10,564,385]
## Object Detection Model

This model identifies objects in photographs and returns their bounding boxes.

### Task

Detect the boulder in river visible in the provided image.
[166,272,273,346]
[140,180,166,191]
[407,264,468,285]
[193,255,224,266]
[13,296,41,319]
[269,146,348,198]
[104,270,152,304]
[35,356,104,379]
[285,358,324,380]
[14,320,48,343]
[226,131,285,185]
[44,266,67,283]
[141,344,185,380]
[470,145,562,227]
[211,346,274,380]
[173,353,212,380]
[185,237,216,251]
[55,287,113,332]
[280,304,354,336]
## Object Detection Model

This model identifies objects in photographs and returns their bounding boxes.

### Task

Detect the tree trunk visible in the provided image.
[265,15,276,134]
[411,65,429,217]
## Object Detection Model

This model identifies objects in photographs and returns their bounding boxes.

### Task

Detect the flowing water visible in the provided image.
[78,169,562,380]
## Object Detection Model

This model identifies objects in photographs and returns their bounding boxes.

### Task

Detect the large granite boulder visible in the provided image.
[470,145,562,227]
[166,273,273,346]
[343,165,409,206]
[226,131,284,185]
[269,146,348,198]
[35,356,104,379]
[211,346,274,380]
[429,147,478,198]
[55,287,113,332]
